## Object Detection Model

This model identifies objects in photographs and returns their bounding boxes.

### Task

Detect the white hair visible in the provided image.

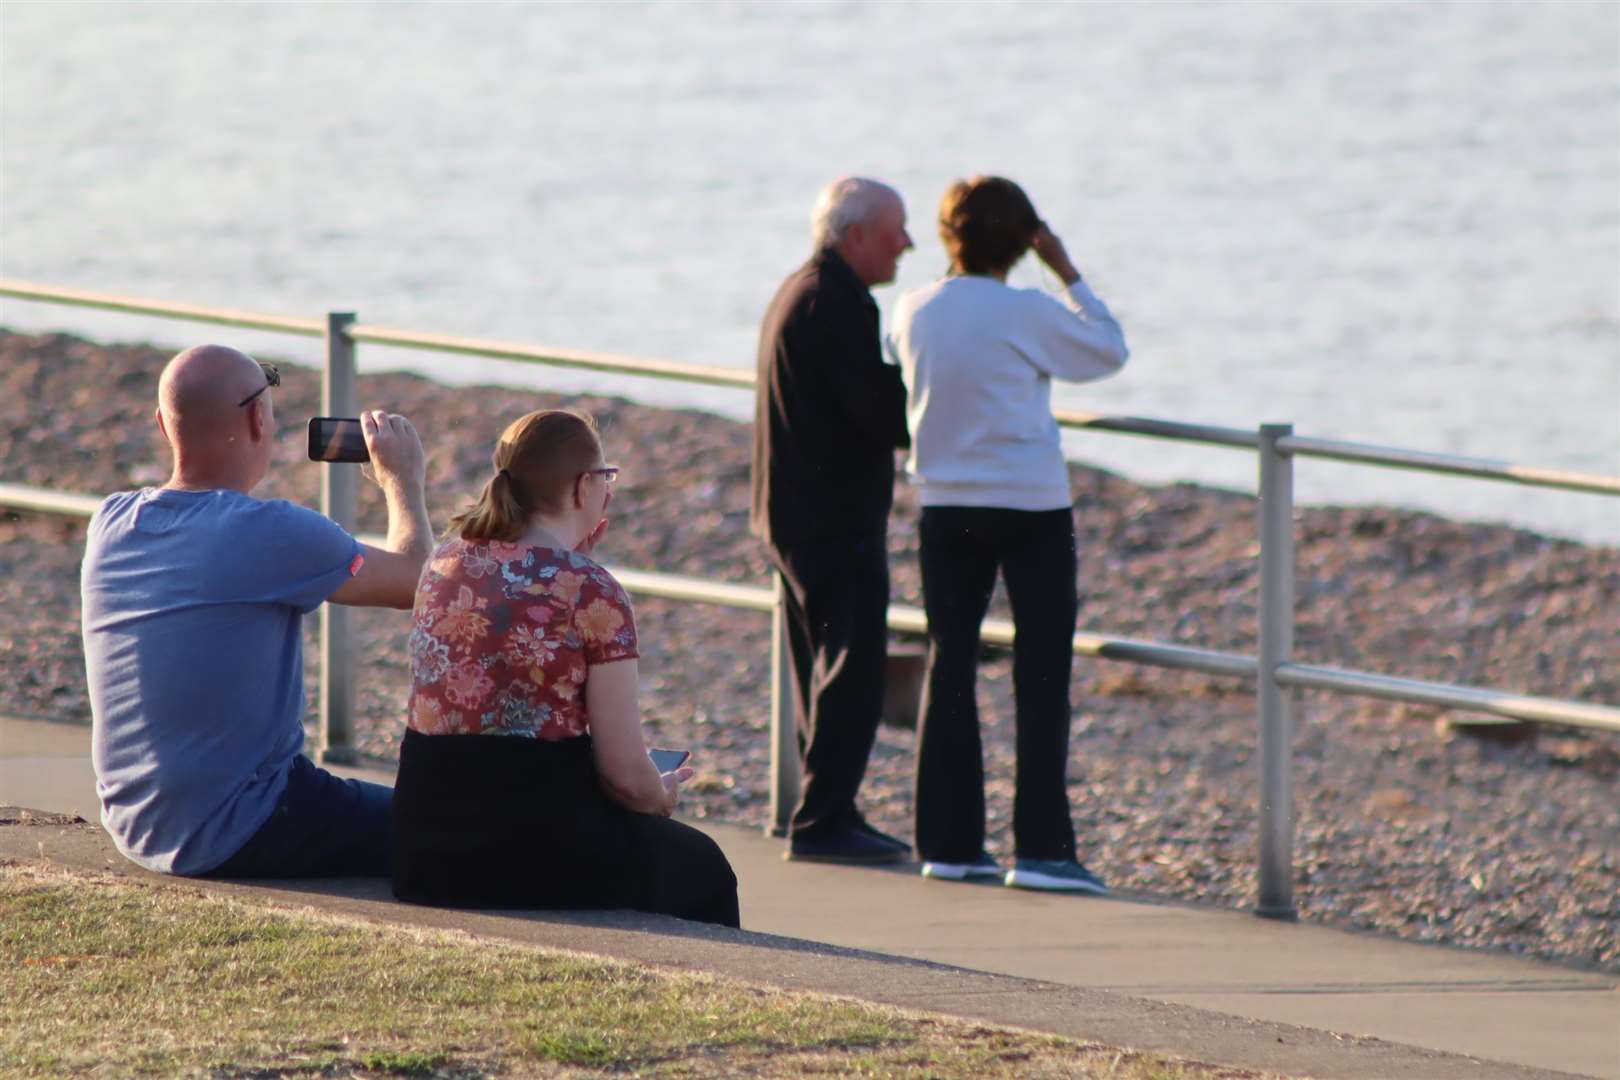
[810,177,899,250]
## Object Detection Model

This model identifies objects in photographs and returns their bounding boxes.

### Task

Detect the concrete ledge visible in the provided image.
[0,810,1589,1080]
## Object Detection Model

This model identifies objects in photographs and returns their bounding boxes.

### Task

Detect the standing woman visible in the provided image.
[889,176,1129,893]
[392,409,739,926]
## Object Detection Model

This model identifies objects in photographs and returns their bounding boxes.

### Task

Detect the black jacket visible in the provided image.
[750,249,910,549]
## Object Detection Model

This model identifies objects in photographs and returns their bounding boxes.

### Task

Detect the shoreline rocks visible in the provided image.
[2,328,1616,972]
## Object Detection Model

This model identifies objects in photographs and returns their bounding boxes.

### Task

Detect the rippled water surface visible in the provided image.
[2,1,1616,540]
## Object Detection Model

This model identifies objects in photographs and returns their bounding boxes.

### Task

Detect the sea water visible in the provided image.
[2,0,1616,542]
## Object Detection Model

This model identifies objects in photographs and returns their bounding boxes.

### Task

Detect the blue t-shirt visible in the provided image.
[80,488,362,873]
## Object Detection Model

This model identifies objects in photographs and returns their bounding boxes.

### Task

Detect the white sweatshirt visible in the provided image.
[888,274,1129,510]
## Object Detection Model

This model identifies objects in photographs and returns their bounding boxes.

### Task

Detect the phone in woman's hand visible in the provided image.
[648,748,691,774]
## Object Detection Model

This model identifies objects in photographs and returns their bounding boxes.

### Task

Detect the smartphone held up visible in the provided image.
[648,748,691,774]
[307,417,369,463]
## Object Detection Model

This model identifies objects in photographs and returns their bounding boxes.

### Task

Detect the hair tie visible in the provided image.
[498,467,527,507]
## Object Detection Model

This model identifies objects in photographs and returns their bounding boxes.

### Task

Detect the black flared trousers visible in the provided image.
[914,506,1080,864]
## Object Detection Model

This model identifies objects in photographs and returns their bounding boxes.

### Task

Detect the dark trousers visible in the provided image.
[914,506,1079,864]
[203,753,393,879]
[619,812,742,928]
[392,730,739,928]
[771,532,890,837]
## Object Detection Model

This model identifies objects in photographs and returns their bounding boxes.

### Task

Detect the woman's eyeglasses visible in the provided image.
[237,363,280,408]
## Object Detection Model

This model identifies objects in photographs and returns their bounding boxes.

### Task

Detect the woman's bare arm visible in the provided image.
[586,659,687,815]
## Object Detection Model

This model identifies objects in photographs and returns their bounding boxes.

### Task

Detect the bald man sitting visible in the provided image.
[80,344,432,878]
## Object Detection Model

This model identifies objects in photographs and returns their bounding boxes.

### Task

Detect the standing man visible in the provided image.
[752,176,914,863]
[81,344,433,878]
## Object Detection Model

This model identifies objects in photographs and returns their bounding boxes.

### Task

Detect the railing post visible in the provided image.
[767,575,800,837]
[319,312,358,765]
[1256,423,1297,918]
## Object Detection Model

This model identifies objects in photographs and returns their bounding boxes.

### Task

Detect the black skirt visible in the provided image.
[392,727,636,909]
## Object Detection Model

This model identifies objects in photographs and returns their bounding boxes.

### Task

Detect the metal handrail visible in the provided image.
[1274,662,1620,731]
[8,277,1619,489]
[0,280,326,337]
[347,324,756,390]
[1052,409,1261,450]
[0,483,101,519]
[5,278,1618,923]
[1276,434,1620,497]
[1052,409,1620,495]
[9,477,1614,737]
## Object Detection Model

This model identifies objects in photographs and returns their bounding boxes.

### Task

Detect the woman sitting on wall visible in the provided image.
[392,409,740,927]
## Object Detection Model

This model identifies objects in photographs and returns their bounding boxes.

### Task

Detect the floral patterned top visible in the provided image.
[407,538,638,739]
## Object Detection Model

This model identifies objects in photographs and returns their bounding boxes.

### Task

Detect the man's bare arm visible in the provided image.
[328,411,433,610]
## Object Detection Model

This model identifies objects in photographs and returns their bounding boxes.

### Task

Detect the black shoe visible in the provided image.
[850,815,909,853]
[785,824,906,864]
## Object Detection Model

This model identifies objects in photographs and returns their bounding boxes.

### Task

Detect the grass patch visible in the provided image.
[0,863,1276,1078]
[358,1049,446,1075]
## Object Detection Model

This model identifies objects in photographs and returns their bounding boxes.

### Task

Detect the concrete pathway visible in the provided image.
[3,714,1616,1079]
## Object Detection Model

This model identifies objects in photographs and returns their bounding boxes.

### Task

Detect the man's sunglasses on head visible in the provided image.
[238,363,280,408]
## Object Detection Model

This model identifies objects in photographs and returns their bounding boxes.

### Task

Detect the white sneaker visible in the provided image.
[921,853,1002,881]
[1004,858,1109,894]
